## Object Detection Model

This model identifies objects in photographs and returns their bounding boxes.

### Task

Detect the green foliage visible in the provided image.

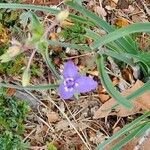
[59,22,86,44]
[20,11,44,45]
[0,55,40,76]
[47,143,57,150]
[0,90,29,150]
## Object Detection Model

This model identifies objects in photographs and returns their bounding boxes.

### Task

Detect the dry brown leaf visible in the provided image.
[94,6,107,17]
[60,19,74,28]
[87,70,99,76]
[49,32,58,40]
[99,94,110,103]
[47,111,60,123]
[115,18,129,27]
[117,0,129,9]
[112,77,119,86]
[94,80,150,119]
[141,137,150,150]
[56,120,71,131]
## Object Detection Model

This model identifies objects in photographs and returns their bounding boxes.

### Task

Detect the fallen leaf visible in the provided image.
[47,111,60,123]
[49,32,58,40]
[99,94,110,103]
[115,18,129,28]
[87,70,99,76]
[6,88,16,96]
[117,0,129,9]
[94,80,150,118]
[94,6,107,17]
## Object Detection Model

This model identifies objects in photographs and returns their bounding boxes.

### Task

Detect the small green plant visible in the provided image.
[0,88,29,150]
[59,22,86,44]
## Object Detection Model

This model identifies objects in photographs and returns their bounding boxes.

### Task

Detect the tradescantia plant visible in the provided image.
[0,0,150,149]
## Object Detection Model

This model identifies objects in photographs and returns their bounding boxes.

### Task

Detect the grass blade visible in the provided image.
[48,40,91,51]
[0,3,94,26]
[92,23,150,49]
[65,1,137,54]
[96,55,132,109]
[127,80,150,100]
[111,122,148,150]
[0,82,58,90]
[95,111,150,150]
[43,48,60,80]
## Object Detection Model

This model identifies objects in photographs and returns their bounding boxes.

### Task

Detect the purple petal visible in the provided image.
[58,82,74,99]
[63,61,78,78]
[75,76,98,93]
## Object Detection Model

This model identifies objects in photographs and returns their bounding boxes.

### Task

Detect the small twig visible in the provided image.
[23,128,36,142]
[33,112,55,132]
[63,52,93,60]
[62,99,92,149]
[45,93,91,150]
[141,0,150,16]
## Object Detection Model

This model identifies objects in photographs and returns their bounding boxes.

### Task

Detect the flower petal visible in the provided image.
[75,76,98,93]
[63,61,78,78]
[58,83,74,99]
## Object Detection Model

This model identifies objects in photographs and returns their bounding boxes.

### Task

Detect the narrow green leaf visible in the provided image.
[85,28,126,52]
[111,122,148,150]
[99,50,135,66]
[127,80,150,100]
[43,47,60,80]
[110,80,150,111]
[96,55,132,109]
[0,3,59,14]
[0,82,58,90]
[92,23,150,49]
[95,111,150,150]
[47,40,91,51]
[0,3,94,26]
[65,1,137,54]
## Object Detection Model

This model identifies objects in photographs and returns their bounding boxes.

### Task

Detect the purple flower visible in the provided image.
[58,61,98,99]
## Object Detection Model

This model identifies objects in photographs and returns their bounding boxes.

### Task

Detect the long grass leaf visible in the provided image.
[92,23,150,49]
[0,82,58,90]
[111,122,148,150]
[43,48,60,80]
[0,3,94,26]
[97,55,132,109]
[48,40,91,51]
[95,111,150,150]
[65,1,137,54]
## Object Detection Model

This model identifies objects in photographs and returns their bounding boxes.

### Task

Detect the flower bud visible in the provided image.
[56,10,69,23]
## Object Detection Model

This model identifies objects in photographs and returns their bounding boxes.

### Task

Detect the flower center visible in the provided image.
[64,78,75,89]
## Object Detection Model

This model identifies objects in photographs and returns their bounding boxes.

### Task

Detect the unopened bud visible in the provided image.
[56,10,69,23]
